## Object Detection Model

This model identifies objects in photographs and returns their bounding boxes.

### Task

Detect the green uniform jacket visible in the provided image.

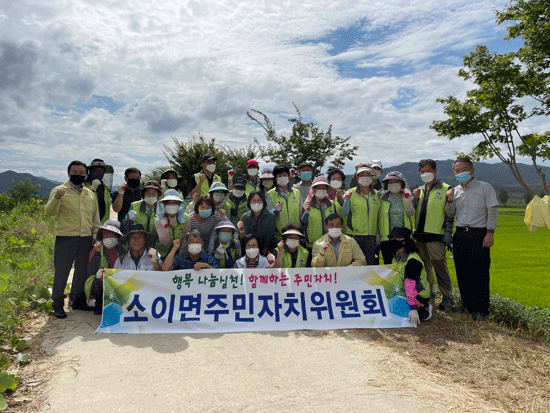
[414,181,450,235]
[245,180,260,195]
[282,245,309,268]
[223,195,249,227]
[378,193,413,242]
[194,173,221,197]
[267,187,302,239]
[241,209,277,251]
[342,187,381,236]
[396,252,430,300]
[302,198,340,248]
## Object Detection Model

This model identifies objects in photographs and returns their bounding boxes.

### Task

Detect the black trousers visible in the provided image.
[452,228,491,315]
[52,236,93,308]
[350,235,377,265]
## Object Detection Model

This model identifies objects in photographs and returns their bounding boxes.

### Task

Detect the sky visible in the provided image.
[0,0,540,183]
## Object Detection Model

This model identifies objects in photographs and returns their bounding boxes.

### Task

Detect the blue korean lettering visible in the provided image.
[334,290,360,318]
[282,292,307,321]
[151,294,176,323]
[233,293,254,322]
[123,294,148,322]
[257,293,282,322]
[179,294,201,321]
[310,291,335,320]
[361,287,387,316]
[204,294,229,322]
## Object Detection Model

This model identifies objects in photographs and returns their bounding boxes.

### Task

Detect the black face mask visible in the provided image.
[388,239,405,254]
[127,178,141,189]
[70,175,85,186]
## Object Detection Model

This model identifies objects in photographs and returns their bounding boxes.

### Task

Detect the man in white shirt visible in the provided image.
[445,158,498,321]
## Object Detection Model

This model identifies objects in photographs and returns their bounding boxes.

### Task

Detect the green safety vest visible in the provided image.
[267,187,301,239]
[414,181,450,235]
[246,180,260,195]
[194,173,221,197]
[379,195,413,242]
[155,219,187,259]
[343,187,381,236]
[282,245,309,268]
[84,182,111,224]
[304,199,339,247]
[85,247,112,299]
[130,200,158,237]
[223,196,249,227]
[396,252,430,300]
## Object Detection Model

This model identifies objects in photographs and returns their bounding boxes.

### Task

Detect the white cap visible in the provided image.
[371,160,383,169]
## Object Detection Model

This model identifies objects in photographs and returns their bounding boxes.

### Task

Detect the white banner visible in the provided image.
[95,265,414,333]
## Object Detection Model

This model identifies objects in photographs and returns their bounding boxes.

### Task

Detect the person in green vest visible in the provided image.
[124,180,162,237]
[85,220,123,314]
[266,164,302,241]
[341,163,381,264]
[189,154,222,198]
[412,159,455,311]
[155,189,187,259]
[300,176,340,253]
[273,224,309,268]
[85,159,113,224]
[207,221,241,269]
[378,171,415,264]
[387,226,432,327]
[224,177,249,226]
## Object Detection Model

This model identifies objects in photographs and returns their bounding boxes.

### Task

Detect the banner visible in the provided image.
[95,265,414,334]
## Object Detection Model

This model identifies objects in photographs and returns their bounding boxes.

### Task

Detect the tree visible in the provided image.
[431,0,550,196]
[8,178,41,205]
[247,103,358,177]
[145,134,258,197]
[498,188,509,205]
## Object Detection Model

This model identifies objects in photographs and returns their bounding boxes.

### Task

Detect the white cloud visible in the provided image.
[2,0,541,184]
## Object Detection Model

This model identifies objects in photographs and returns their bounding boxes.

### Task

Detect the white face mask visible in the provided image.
[286,239,300,249]
[166,179,178,188]
[327,228,342,238]
[206,164,216,173]
[250,203,263,212]
[165,204,180,215]
[212,193,225,203]
[246,248,259,259]
[358,177,372,187]
[277,177,289,187]
[187,243,202,255]
[232,189,245,198]
[315,189,327,199]
[263,180,274,189]
[330,180,343,189]
[247,168,258,177]
[420,172,435,183]
[102,238,119,249]
[388,183,402,194]
[144,196,157,205]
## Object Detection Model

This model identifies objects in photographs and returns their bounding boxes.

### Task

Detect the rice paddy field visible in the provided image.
[446,207,550,308]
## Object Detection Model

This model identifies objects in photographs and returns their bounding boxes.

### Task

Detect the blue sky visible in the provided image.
[0,0,544,183]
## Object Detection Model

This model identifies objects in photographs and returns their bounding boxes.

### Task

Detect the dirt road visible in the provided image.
[26,309,503,413]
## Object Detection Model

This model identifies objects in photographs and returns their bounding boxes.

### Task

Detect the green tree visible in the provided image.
[431,0,550,196]
[498,188,509,205]
[146,134,258,196]
[7,179,41,205]
[247,103,358,177]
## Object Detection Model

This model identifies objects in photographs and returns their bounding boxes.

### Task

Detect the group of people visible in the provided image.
[45,155,498,327]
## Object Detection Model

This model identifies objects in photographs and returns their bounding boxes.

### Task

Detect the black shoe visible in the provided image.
[472,312,487,321]
[451,305,465,313]
[54,308,67,319]
[438,296,454,311]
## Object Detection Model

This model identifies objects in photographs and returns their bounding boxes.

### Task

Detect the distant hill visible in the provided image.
[344,160,548,193]
[0,170,62,198]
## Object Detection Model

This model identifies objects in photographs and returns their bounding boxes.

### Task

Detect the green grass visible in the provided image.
[447,207,550,308]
